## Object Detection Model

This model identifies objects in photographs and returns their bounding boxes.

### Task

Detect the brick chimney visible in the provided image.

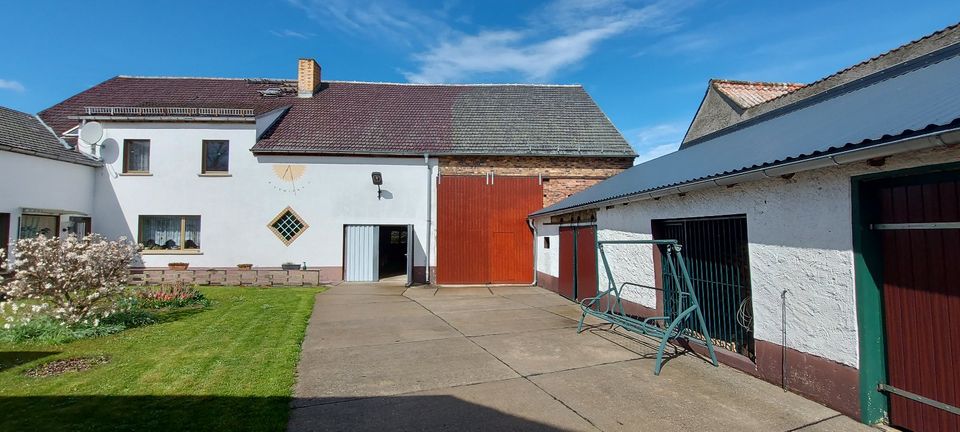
[297,58,322,98]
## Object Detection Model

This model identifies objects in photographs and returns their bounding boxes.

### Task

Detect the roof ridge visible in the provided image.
[711,79,805,87]
[114,75,583,88]
[324,80,583,87]
[117,75,294,82]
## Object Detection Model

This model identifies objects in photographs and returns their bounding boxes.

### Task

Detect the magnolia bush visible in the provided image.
[0,234,140,328]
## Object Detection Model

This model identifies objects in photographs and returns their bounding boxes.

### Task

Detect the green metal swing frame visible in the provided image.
[577,239,719,375]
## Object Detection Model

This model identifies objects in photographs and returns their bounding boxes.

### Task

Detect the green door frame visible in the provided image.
[852,161,960,424]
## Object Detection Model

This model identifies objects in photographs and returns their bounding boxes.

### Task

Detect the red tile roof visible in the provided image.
[711,80,805,109]
[40,77,635,157]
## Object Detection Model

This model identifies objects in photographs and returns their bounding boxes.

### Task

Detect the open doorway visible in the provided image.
[343,224,414,284]
[378,225,408,281]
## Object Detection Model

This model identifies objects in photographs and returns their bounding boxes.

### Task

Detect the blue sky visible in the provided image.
[1,1,957,161]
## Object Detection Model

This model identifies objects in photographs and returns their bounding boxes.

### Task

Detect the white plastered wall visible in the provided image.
[0,150,96,262]
[532,144,960,368]
[90,122,438,270]
[534,219,559,278]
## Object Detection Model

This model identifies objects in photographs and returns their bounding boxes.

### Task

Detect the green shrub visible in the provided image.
[0,306,159,344]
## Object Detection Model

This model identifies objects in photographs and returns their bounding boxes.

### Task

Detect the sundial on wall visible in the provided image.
[269,164,309,194]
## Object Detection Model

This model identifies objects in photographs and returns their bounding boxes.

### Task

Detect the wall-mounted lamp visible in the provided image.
[372,172,383,200]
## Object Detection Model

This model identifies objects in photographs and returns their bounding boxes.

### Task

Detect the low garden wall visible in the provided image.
[129,268,327,287]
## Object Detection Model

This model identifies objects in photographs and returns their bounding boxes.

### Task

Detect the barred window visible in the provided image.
[268,207,309,245]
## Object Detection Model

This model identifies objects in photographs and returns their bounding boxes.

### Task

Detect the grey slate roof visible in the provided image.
[252,82,636,156]
[0,105,100,166]
[533,41,960,217]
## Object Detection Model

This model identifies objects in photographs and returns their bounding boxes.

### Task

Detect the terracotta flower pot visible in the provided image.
[168,263,189,271]
[237,264,253,270]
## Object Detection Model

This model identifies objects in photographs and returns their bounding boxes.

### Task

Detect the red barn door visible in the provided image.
[437,175,542,285]
[876,176,960,432]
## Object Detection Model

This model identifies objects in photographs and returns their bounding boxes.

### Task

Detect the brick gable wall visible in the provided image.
[439,156,634,207]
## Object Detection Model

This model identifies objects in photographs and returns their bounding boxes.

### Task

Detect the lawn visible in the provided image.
[0,286,322,431]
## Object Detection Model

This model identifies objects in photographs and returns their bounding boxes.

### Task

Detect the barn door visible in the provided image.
[575,226,598,301]
[437,175,542,284]
[558,227,576,300]
[874,175,960,431]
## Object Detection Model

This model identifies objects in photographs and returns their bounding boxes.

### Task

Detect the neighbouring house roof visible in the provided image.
[711,80,805,110]
[0,105,100,167]
[39,77,636,158]
[532,37,960,218]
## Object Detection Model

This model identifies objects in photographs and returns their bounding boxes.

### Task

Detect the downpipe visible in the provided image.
[424,153,432,284]
[528,218,538,287]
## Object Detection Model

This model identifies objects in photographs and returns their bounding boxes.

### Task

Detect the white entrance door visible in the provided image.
[344,225,379,282]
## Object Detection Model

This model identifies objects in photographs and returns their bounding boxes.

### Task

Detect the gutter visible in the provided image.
[531,127,960,219]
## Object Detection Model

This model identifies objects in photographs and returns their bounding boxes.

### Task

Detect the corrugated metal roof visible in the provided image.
[533,44,960,217]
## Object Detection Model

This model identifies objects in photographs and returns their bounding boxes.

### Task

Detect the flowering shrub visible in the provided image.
[0,234,140,328]
[136,281,208,309]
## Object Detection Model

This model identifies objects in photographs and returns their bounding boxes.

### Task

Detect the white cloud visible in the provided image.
[271,29,315,39]
[288,0,694,83]
[626,121,686,163]
[0,79,25,92]
[405,1,678,83]
[634,142,677,164]
[287,0,450,46]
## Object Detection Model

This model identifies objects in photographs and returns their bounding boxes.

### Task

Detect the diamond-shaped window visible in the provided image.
[268,207,309,245]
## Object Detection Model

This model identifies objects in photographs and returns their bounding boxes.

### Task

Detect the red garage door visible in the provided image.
[437,175,542,284]
[876,175,960,432]
[558,225,598,301]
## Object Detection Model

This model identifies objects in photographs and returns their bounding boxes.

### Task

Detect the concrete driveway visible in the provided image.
[289,283,870,432]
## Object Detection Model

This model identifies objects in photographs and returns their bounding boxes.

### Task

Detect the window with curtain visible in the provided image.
[139,215,201,251]
[123,139,150,173]
[202,140,229,173]
[19,214,58,239]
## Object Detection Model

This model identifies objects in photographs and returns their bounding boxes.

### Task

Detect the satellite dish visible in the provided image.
[79,122,104,144]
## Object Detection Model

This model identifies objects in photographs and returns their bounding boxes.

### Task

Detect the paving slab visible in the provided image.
[489,286,555,296]
[302,314,461,349]
[293,337,518,406]
[314,293,412,305]
[470,327,641,376]
[436,307,577,336]
[434,287,495,296]
[308,301,433,323]
[324,284,407,296]
[402,286,438,298]
[529,357,871,432]
[288,378,597,432]
[500,293,577,308]
[540,304,608,326]
[413,295,531,313]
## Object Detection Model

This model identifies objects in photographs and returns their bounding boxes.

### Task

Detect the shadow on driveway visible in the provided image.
[0,395,570,432]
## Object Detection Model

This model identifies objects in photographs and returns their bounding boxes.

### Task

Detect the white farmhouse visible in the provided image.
[26,59,635,285]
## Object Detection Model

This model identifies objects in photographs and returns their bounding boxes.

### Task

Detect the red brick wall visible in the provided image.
[439,156,633,206]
